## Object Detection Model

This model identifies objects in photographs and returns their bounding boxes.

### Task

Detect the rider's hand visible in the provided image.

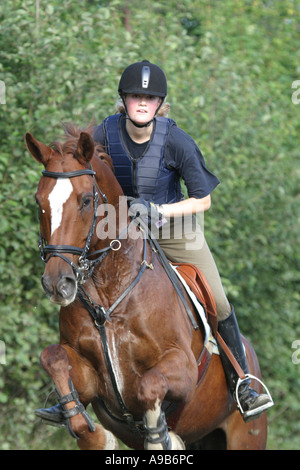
[129,198,164,225]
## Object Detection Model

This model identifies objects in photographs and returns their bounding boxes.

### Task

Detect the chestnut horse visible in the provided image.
[26,124,268,450]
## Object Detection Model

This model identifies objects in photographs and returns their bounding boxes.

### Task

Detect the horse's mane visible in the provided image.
[50,121,105,158]
[50,121,114,170]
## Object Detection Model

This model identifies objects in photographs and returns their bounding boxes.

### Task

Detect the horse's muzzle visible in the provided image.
[42,273,77,306]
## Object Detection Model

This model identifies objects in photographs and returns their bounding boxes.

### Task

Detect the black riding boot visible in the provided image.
[217,306,273,422]
[35,403,65,426]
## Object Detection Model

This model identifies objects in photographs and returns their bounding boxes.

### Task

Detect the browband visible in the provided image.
[42,169,96,179]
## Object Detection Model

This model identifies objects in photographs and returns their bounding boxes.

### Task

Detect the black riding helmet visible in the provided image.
[118,60,167,127]
[118,60,167,97]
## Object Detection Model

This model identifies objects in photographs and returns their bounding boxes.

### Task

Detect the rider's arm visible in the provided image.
[160,195,211,217]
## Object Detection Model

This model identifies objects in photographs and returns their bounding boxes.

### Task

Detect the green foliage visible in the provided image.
[0,0,299,450]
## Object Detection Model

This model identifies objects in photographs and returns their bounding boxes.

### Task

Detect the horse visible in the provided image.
[25,123,268,450]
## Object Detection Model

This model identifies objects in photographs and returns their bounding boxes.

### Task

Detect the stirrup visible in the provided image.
[235,374,274,421]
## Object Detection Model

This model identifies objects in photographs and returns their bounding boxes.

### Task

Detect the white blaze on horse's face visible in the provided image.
[48,178,73,236]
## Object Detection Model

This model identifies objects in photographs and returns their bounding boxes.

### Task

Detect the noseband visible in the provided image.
[39,167,111,283]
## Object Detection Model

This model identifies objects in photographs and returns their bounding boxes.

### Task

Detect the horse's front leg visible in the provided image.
[40,344,118,450]
[138,348,197,450]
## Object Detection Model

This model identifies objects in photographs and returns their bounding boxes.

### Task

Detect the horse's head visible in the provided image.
[26,126,118,306]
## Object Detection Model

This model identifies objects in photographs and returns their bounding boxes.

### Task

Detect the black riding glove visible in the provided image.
[129,198,166,227]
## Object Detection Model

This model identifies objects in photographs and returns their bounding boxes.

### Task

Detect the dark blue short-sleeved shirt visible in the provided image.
[93,116,220,200]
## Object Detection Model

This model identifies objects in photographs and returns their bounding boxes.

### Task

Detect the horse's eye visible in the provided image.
[81,196,92,210]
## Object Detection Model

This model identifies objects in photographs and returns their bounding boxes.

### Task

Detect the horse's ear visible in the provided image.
[25,132,53,166]
[76,132,94,164]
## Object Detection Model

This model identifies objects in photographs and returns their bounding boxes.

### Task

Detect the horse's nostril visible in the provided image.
[57,276,77,299]
[41,274,53,296]
[41,274,77,303]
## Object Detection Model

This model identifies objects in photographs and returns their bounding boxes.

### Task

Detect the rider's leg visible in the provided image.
[217,306,273,422]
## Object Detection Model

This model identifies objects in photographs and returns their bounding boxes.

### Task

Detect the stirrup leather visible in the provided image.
[235,374,274,420]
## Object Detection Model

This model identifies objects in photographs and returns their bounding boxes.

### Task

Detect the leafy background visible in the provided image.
[0,0,299,450]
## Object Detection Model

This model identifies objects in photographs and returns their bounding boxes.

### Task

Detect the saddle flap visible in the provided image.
[172,262,218,337]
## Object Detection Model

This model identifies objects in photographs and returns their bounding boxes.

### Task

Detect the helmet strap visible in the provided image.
[126,118,153,128]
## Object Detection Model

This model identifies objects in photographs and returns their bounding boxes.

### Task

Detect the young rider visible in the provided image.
[36,60,273,424]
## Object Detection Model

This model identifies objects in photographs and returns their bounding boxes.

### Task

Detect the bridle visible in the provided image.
[39,167,116,284]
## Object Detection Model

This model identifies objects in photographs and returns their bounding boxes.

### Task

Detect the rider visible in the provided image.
[36,60,273,424]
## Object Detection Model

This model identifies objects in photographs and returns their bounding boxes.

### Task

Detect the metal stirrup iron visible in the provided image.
[235,374,274,419]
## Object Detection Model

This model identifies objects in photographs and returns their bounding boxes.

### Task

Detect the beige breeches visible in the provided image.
[156,216,231,321]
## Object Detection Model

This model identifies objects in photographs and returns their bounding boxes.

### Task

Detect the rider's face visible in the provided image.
[125,94,161,125]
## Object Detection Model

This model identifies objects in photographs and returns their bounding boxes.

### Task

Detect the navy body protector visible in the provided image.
[103,114,182,204]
